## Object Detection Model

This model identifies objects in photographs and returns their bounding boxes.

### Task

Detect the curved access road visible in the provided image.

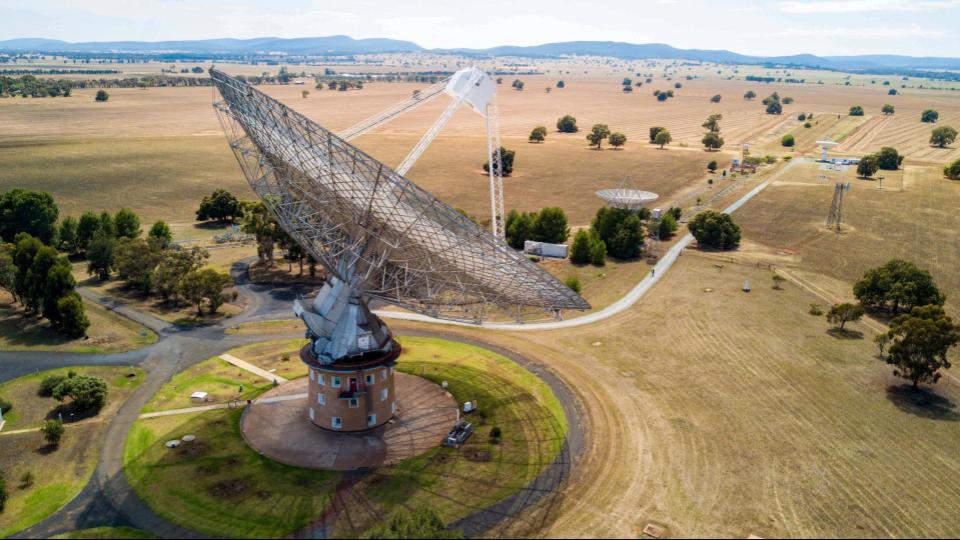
[378,159,796,332]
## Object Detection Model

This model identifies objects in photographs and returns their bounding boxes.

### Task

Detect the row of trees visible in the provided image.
[0,189,89,338]
[856,147,904,177]
[1,234,88,337]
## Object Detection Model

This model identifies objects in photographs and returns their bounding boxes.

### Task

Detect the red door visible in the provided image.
[349,377,358,392]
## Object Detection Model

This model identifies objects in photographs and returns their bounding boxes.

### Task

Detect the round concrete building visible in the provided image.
[295,277,400,432]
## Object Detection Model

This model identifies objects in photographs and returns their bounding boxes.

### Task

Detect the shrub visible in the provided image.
[849,105,864,116]
[707,160,718,172]
[921,109,939,123]
[809,304,824,316]
[94,90,109,102]
[781,134,795,147]
[945,158,960,180]
[41,419,65,448]
[0,472,6,512]
[564,276,581,294]
[528,126,547,143]
[361,509,463,539]
[0,396,11,415]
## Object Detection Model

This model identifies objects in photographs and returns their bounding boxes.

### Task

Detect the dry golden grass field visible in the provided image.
[3,59,960,538]
[735,160,960,314]
[392,252,960,539]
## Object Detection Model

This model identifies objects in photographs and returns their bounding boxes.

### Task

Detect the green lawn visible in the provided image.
[0,367,145,537]
[52,527,157,539]
[140,338,307,413]
[123,336,568,538]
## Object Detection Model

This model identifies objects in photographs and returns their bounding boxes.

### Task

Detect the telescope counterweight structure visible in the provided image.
[210,68,587,432]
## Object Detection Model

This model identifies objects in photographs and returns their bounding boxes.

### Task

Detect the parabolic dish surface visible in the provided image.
[210,69,588,321]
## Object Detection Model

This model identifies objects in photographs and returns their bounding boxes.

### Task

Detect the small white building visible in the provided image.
[524,240,568,258]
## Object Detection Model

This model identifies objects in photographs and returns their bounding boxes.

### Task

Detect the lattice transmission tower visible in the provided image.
[825,182,851,230]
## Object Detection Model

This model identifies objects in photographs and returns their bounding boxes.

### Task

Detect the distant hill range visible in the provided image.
[1,36,958,71]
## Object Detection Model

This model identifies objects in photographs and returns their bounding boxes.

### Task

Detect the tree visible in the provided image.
[857,155,880,178]
[687,210,740,250]
[710,94,721,103]
[556,80,565,89]
[25,246,59,314]
[43,261,75,323]
[361,509,463,540]
[702,113,722,133]
[504,210,536,250]
[569,229,593,264]
[56,292,89,338]
[826,303,865,331]
[178,268,234,315]
[882,104,895,115]
[113,208,141,240]
[153,246,208,302]
[765,100,783,115]
[849,105,865,116]
[876,147,903,170]
[591,207,644,260]
[53,374,107,412]
[781,134,795,147]
[196,189,244,222]
[11,234,43,307]
[41,419,65,448]
[86,230,116,280]
[656,92,669,102]
[0,189,59,244]
[658,212,678,239]
[533,207,569,244]
[707,160,718,172]
[649,126,666,143]
[95,90,109,102]
[654,129,672,149]
[883,305,960,388]
[930,126,957,148]
[702,132,724,151]
[772,274,786,289]
[528,126,547,143]
[0,471,6,512]
[606,214,644,259]
[608,132,627,149]
[854,259,944,315]
[782,97,794,104]
[0,249,14,299]
[98,212,114,238]
[556,115,578,133]
[115,237,163,295]
[511,79,524,91]
[242,201,278,264]
[743,90,756,100]
[58,216,78,253]
[921,109,939,123]
[589,233,606,266]
[622,85,633,93]
[945,158,960,180]
[76,211,100,254]
[148,220,173,246]
[482,147,515,176]
[586,124,611,150]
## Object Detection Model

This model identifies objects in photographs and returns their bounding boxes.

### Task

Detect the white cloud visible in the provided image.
[779,0,960,14]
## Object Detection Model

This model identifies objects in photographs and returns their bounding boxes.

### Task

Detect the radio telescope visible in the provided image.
[596,176,659,211]
[210,69,588,434]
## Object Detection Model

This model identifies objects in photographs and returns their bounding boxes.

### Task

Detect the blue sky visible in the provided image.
[2,0,958,57]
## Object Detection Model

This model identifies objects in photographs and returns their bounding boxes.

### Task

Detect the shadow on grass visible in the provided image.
[46,402,103,424]
[826,328,864,340]
[886,384,960,422]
